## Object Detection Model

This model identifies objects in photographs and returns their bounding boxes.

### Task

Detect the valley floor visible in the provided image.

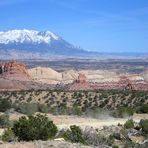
[5,112,148,130]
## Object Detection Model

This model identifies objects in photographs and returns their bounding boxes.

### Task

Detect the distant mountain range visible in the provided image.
[0,29,147,59]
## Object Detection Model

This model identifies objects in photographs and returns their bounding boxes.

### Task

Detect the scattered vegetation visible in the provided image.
[0,90,147,118]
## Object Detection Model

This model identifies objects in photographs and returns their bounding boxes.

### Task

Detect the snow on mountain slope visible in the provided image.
[0,29,59,44]
[0,29,90,59]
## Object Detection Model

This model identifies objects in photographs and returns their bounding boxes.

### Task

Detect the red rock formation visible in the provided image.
[76,73,87,83]
[65,73,148,91]
[0,61,31,81]
[67,73,92,90]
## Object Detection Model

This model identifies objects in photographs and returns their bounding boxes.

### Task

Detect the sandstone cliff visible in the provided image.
[28,67,62,84]
[0,61,31,81]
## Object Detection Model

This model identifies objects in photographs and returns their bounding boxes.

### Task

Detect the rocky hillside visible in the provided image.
[0,90,147,111]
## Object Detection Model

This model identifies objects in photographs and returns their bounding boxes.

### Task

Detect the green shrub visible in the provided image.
[0,114,10,128]
[124,119,134,129]
[139,104,148,113]
[63,125,85,144]
[17,103,39,115]
[38,104,49,113]
[12,114,57,141]
[2,128,15,142]
[139,119,148,135]
[112,107,134,118]
[112,145,119,148]
[83,128,110,146]
[71,105,82,116]
[0,99,11,112]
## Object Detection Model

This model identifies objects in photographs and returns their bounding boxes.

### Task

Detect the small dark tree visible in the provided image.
[12,114,57,141]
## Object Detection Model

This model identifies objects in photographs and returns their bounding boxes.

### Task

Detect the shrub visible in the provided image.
[82,127,111,146]
[139,104,148,113]
[12,114,57,141]
[112,107,134,118]
[63,125,85,144]
[17,103,39,115]
[139,119,148,135]
[112,145,119,148]
[124,119,135,129]
[38,104,49,113]
[0,99,11,112]
[0,114,10,128]
[2,128,15,142]
[71,105,82,116]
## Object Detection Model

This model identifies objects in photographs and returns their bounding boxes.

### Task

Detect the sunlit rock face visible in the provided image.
[0,61,31,81]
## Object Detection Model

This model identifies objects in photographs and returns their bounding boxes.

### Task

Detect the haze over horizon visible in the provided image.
[0,0,148,53]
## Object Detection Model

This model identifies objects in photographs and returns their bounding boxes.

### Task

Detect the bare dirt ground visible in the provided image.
[0,140,92,148]
[46,113,148,129]
[8,112,148,130]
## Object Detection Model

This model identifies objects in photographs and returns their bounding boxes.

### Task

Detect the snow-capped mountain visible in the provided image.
[0,29,59,44]
[0,29,88,59]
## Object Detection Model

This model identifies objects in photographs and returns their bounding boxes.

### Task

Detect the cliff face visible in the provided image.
[0,61,31,81]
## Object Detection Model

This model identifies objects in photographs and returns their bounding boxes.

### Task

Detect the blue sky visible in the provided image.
[0,0,148,52]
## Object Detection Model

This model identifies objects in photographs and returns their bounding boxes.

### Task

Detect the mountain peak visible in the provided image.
[0,29,60,44]
[0,29,87,59]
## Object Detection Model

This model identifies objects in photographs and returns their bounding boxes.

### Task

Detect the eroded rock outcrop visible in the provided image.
[66,73,92,90]
[0,61,31,81]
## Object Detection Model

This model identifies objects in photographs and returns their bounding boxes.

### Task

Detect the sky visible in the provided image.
[0,0,148,53]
